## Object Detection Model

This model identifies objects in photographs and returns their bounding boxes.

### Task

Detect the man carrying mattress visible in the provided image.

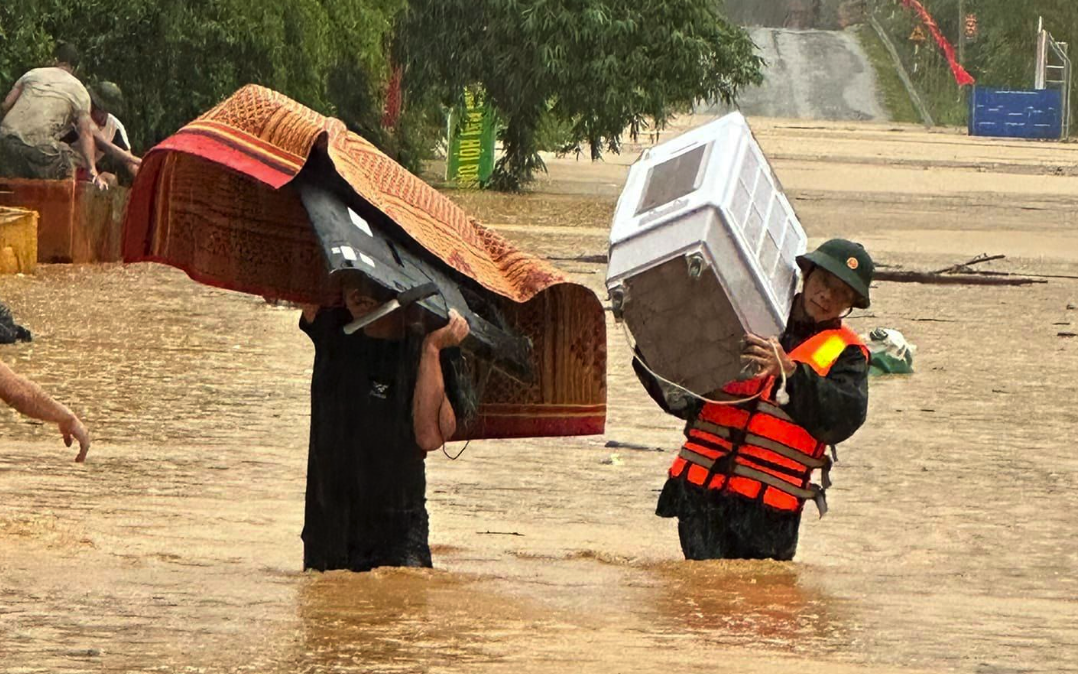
[299,275,470,572]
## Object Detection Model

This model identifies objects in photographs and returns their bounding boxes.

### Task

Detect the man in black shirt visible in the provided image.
[300,275,468,571]
[637,239,874,561]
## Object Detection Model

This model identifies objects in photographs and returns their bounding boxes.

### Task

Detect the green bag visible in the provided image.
[864,328,915,376]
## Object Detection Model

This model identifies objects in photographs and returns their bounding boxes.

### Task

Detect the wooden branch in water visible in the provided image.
[955,270,1078,282]
[931,253,1006,275]
[874,271,1045,286]
[605,440,663,453]
[554,250,1063,287]
[550,254,608,264]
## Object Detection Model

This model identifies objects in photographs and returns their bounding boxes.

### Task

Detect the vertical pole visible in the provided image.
[1036,17,1047,89]
[1060,55,1069,139]
[958,0,966,68]
[1055,41,1072,139]
[957,0,968,104]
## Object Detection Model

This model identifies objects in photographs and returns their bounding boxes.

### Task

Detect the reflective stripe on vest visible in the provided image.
[689,419,832,472]
[791,326,868,376]
[678,447,825,504]
[672,325,867,515]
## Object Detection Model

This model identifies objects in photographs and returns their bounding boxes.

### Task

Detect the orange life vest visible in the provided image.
[668,326,868,515]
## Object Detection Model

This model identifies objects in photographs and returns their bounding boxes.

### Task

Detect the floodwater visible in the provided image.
[2,119,1078,673]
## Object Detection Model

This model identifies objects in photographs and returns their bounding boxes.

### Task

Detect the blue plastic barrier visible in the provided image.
[968,87,1064,140]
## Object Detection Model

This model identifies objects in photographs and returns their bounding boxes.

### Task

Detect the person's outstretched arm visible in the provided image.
[0,359,90,461]
[91,128,141,171]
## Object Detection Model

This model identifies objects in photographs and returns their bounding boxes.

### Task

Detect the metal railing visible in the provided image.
[1035,16,1072,138]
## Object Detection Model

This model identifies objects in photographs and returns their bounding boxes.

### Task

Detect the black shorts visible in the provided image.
[657,477,802,561]
[303,507,432,572]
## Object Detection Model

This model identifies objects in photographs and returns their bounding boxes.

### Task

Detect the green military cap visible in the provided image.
[88,81,125,116]
[796,238,874,309]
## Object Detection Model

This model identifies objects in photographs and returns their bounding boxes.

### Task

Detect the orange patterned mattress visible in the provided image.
[122,85,606,439]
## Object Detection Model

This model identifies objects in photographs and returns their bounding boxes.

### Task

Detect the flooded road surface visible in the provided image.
[3,119,1078,673]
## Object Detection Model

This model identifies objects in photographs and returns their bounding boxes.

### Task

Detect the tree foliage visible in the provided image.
[3,0,762,185]
[0,0,403,155]
[965,1,1078,90]
[397,0,763,189]
[875,0,1078,126]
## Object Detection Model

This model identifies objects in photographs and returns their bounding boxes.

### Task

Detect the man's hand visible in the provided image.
[59,414,91,462]
[299,304,319,324]
[742,334,797,378]
[91,173,110,191]
[0,358,91,462]
[424,309,469,350]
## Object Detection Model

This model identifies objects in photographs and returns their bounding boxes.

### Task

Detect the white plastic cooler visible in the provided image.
[606,112,807,395]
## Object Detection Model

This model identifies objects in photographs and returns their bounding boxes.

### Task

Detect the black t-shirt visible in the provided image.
[299,307,458,570]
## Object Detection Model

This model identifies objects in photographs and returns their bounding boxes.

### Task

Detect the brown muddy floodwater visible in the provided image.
[3,123,1078,673]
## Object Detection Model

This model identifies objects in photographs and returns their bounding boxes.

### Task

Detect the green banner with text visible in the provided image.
[446,90,496,188]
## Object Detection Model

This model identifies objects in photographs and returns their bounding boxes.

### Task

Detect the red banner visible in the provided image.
[902,0,976,87]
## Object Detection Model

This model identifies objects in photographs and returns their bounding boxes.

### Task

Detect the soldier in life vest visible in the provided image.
[635,239,874,561]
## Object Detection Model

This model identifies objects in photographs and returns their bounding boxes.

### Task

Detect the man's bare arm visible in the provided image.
[1,82,23,118]
[0,359,91,461]
[91,127,140,166]
[437,394,457,445]
[413,311,468,452]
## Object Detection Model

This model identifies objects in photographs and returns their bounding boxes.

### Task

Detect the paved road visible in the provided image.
[707,27,888,122]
